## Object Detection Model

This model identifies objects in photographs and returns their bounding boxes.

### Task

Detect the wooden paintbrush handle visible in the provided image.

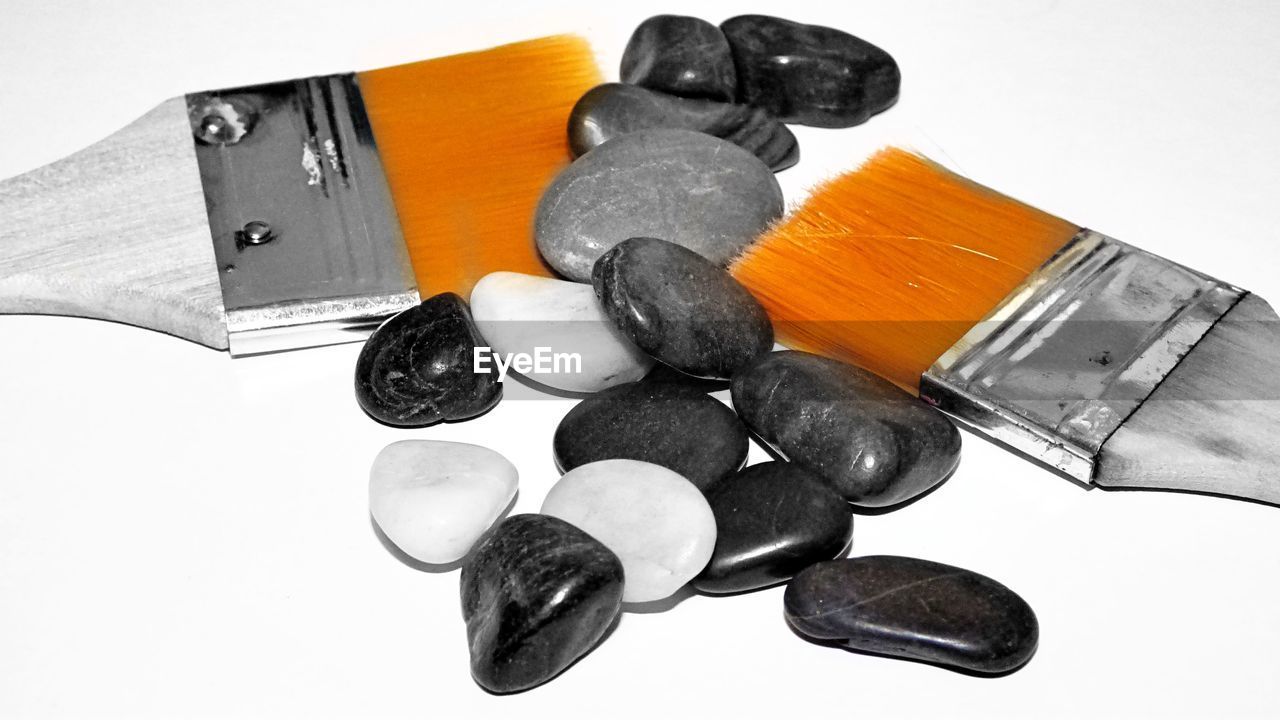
[0,98,228,349]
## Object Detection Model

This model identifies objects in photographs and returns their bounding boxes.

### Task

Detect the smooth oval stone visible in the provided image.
[461,514,624,693]
[541,459,716,603]
[620,15,737,102]
[368,440,518,565]
[693,462,853,594]
[354,293,500,427]
[721,15,901,128]
[731,351,960,507]
[569,84,798,172]
[553,380,748,490]
[535,128,783,282]
[469,271,654,393]
[784,556,1039,674]
[593,237,774,379]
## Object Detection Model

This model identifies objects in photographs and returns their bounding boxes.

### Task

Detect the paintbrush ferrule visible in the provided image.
[920,230,1246,484]
[187,74,418,355]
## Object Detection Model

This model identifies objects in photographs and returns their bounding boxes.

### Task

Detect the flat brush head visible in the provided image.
[731,147,1080,392]
[358,36,602,299]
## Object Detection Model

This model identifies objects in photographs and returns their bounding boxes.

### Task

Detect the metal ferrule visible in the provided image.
[187,74,418,356]
[919,230,1245,483]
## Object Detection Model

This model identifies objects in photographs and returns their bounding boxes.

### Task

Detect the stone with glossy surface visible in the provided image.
[369,440,518,564]
[461,514,624,693]
[553,380,748,490]
[569,83,797,172]
[721,15,900,128]
[731,351,960,507]
[535,129,783,282]
[784,556,1039,674]
[469,271,654,393]
[354,293,500,427]
[693,462,852,594]
[594,237,774,379]
[621,15,737,102]
[541,459,716,603]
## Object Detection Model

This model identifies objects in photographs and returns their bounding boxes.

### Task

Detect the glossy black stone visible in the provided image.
[784,556,1039,674]
[553,380,748,491]
[693,462,853,594]
[621,15,737,102]
[593,237,774,380]
[354,293,500,427]
[569,83,798,171]
[731,351,960,507]
[460,514,625,694]
[721,15,900,128]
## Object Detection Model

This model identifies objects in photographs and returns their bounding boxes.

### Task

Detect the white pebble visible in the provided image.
[541,459,716,603]
[470,271,655,393]
[369,440,518,564]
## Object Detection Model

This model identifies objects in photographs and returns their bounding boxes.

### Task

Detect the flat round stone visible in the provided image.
[552,380,748,491]
[535,128,783,282]
[621,14,737,102]
[461,514,624,693]
[569,83,797,171]
[541,459,717,603]
[784,556,1039,674]
[731,351,961,507]
[721,15,900,128]
[593,236,774,379]
[369,440,518,565]
[470,271,654,393]
[354,293,500,427]
[693,462,853,594]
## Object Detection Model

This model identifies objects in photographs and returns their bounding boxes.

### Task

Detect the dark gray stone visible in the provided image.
[784,556,1039,674]
[354,293,500,427]
[731,351,960,507]
[553,380,749,491]
[593,237,774,380]
[568,84,798,171]
[693,462,853,594]
[721,15,900,128]
[621,15,737,102]
[534,128,783,282]
[461,514,625,694]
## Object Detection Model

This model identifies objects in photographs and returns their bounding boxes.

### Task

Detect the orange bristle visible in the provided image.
[731,147,1079,392]
[358,36,602,299]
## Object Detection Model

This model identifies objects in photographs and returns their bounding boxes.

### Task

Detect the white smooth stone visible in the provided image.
[541,459,716,603]
[469,271,655,393]
[369,440,518,565]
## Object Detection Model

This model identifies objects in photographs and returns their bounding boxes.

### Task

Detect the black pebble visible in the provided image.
[693,462,853,594]
[461,514,625,694]
[354,293,500,427]
[784,556,1039,674]
[553,380,749,491]
[721,15,900,128]
[593,237,774,380]
[621,15,738,102]
[731,351,960,507]
[568,83,798,172]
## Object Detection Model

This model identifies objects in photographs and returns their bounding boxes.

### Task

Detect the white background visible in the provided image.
[2,1,1279,717]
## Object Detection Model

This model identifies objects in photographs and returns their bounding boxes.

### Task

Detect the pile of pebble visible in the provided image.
[357,14,1039,694]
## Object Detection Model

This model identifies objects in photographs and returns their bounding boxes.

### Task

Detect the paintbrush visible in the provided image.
[732,147,1280,505]
[0,35,600,356]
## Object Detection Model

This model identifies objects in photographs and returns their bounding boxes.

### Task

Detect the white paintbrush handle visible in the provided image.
[0,97,227,349]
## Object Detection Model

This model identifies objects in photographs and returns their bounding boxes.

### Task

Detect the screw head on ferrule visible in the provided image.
[239,220,274,246]
[188,95,257,145]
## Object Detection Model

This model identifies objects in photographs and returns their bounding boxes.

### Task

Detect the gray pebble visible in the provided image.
[535,129,783,282]
[568,83,798,172]
[621,15,737,101]
[731,351,961,507]
[593,237,774,380]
